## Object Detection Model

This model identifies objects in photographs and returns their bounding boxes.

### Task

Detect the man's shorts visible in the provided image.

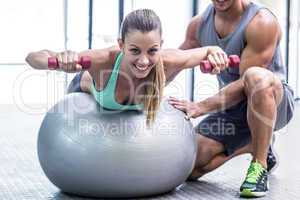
[195,83,295,156]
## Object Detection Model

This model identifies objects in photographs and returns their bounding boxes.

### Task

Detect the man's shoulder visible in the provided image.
[181,15,202,49]
[247,9,279,31]
[189,3,214,30]
[244,8,281,50]
[245,8,281,39]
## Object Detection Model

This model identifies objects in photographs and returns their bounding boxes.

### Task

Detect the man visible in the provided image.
[169,0,294,198]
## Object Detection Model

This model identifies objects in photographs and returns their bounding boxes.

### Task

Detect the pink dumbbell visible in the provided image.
[48,56,91,70]
[200,55,240,73]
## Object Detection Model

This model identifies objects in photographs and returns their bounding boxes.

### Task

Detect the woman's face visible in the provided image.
[119,29,162,79]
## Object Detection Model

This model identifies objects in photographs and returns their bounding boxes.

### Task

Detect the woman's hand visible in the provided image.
[55,50,83,73]
[168,96,203,119]
[206,46,229,74]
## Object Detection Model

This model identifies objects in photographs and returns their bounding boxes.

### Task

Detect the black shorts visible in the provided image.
[195,83,295,156]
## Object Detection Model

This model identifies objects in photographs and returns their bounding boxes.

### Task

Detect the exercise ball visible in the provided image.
[37,93,197,198]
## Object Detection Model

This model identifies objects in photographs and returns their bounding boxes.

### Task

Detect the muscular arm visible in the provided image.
[179,15,202,50]
[196,10,282,115]
[239,10,281,74]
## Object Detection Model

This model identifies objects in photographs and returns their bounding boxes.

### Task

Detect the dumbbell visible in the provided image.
[48,56,91,70]
[200,55,240,73]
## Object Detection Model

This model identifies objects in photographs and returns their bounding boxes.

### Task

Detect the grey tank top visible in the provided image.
[197,2,286,88]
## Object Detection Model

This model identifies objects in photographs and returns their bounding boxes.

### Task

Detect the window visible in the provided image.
[0,0,64,63]
[92,0,119,48]
[288,0,300,99]
[0,0,65,109]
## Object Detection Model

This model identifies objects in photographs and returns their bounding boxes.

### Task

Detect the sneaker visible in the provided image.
[240,161,269,198]
[267,135,279,173]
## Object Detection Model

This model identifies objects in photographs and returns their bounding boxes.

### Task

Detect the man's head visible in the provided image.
[211,0,238,12]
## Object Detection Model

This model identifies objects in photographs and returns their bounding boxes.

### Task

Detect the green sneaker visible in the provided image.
[240,161,269,198]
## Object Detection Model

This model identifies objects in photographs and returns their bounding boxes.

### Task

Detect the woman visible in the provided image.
[26,9,228,125]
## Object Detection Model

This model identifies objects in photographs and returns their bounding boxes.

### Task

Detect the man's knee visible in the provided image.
[243,67,273,94]
[242,67,283,105]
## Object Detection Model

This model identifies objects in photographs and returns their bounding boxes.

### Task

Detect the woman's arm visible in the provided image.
[162,46,228,81]
[26,50,56,70]
[25,46,118,75]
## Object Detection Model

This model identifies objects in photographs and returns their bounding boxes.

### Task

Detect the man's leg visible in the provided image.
[189,134,225,180]
[243,67,283,168]
[189,142,252,180]
[189,100,253,180]
[240,67,284,197]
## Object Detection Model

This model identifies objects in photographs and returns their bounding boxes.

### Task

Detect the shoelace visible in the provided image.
[245,162,264,183]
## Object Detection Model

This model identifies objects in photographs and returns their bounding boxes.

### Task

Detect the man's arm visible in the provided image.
[192,10,282,115]
[179,15,202,50]
[239,10,281,74]
[170,10,281,117]
[163,15,205,82]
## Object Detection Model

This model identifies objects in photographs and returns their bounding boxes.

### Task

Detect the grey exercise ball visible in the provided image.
[37,93,197,198]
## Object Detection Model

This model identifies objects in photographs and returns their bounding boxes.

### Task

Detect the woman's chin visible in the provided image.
[131,66,152,79]
[133,72,150,79]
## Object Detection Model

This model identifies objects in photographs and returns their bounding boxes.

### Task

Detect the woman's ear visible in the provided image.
[118,39,124,50]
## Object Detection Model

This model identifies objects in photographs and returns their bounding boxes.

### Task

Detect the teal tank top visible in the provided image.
[91,52,143,110]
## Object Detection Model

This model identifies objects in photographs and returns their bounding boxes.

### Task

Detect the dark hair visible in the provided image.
[120,9,162,41]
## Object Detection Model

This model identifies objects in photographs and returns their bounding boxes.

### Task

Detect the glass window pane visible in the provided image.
[92,1,119,48]
[0,0,64,63]
[288,0,300,98]
[0,0,66,107]
[67,0,89,50]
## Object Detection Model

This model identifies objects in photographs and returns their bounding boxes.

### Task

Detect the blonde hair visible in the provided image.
[120,9,162,42]
[143,57,165,127]
[121,9,165,126]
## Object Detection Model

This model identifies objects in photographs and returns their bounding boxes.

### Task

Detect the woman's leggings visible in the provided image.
[67,71,84,93]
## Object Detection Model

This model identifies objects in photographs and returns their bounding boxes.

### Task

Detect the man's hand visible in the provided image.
[168,97,203,119]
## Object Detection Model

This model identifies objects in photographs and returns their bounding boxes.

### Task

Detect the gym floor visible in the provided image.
[1,102,299,200]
